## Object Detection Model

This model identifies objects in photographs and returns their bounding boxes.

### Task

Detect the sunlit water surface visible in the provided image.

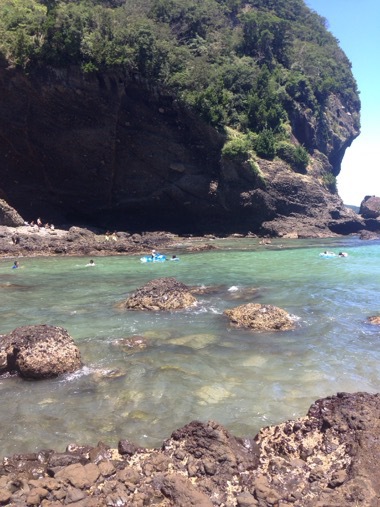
[1,237,379,456]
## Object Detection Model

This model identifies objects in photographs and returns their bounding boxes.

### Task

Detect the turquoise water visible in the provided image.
[0,237,379,456]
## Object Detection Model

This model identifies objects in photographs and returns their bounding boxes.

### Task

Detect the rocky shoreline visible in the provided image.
[1,222,379,263]
[1,193,380,260]
[2,220,380,505]
[0,392,379,506]
[0,224,221,261]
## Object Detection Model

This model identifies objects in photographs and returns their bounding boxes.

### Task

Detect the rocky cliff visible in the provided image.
[0,63,367,236]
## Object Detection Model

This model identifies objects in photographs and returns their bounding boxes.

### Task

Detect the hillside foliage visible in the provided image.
[0,0,360,163]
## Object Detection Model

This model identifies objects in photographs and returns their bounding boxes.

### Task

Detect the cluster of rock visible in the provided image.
[0,278,297,383]
[119,277,296,332]
[0,392,379,506]
[1,274,380,505]
[0,223,180,258]
[3,277,378,383]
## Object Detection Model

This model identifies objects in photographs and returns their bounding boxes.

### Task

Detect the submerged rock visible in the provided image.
[0,324,82,379]
[224,302,295,331]
[167,333,218,349]
[122,277,197,311]
[111,335,148,353]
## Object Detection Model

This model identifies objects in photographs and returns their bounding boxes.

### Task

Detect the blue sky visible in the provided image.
[306,0,380,206]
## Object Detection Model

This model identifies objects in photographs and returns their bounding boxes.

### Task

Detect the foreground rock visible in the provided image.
[224,302,295,331]
[122,277,197,311]
[0,325,82,379]
[0,393,379,506]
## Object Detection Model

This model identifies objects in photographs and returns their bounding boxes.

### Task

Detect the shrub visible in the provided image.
[221,135,250,162]
[276,141,309,172]
[322,172,337,193]
[253,129,276,159]
[248,158,266,186]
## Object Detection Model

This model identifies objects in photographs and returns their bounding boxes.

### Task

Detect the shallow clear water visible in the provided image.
[1,237,379,456]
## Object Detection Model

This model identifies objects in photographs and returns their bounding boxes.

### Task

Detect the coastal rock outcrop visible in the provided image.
[0,392,380,506]
[224,303,295,331]
[0,198,24,227]
[0,324,82,379]
[360,195,380,218]
[122,277,197,311]
[0,225,179,257]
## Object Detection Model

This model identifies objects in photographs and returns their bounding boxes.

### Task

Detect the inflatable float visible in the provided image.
[319,252,336,258]
[140,254,167,263]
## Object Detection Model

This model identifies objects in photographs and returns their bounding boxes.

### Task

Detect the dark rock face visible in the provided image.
[224,303,295,331]
[0,393,380,506]
[0,324,82,379]
[0,66,366,236]
[122,277,197,311]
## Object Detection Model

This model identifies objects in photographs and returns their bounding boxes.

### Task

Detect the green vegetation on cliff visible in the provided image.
[0,0,360,164]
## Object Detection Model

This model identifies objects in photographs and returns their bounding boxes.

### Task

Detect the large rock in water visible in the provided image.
[224,302,295,331]
[123,277,197,311]
[0,325,82,379]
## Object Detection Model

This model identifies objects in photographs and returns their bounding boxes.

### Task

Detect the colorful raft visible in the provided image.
[140,254,167,263]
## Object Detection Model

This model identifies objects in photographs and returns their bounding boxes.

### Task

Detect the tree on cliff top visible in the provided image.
[0,0,360,161]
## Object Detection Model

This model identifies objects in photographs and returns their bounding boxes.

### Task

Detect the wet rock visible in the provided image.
[0,325,82,379]
[111,335,148,353]
[368,316,380,325]
[224,303,295,331]
[122,277,197,311]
